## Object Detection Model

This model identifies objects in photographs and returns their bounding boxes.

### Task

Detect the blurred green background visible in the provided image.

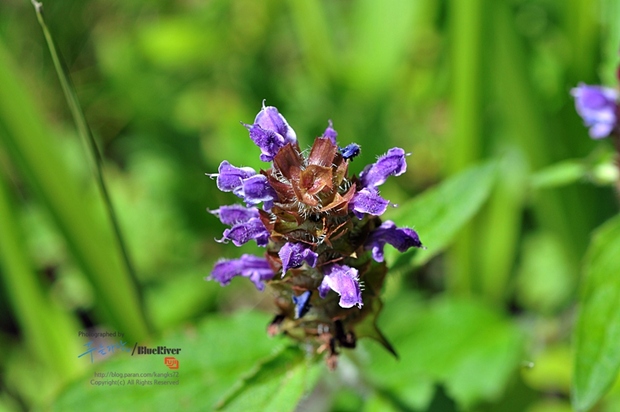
[0,0,619,410]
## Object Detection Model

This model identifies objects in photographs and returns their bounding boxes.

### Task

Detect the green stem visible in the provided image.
[446,0,485,295]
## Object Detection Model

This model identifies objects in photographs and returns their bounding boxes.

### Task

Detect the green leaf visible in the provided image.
[216,346,321,411]
[386,161,496,268]
[515,231,574,314]
[572,214,620,411]
[530,160,587,189]
[360,295,523,410]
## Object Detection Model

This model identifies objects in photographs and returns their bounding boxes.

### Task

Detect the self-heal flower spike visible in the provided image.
[206,102,423,369]
[571,83,619,139]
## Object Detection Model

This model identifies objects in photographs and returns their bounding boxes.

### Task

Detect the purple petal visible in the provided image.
[365,220,423,262]
[220,217,269,247]
[233,174,276,205]
[278,242,318,273]
[571,83,618,139]
[322,120,338,145]
[319,264,362,309]
[208,254,275,290]
[292,291,312,319]
[208,161,256,192]
[339,143,361,160]
[350,187,389,219]
[245,103,297,161]
[247,124,286,162]
[359,148,407,188]
[209,205,259,225]
[254,103,297,145]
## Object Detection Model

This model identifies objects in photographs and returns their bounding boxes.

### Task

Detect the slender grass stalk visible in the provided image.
[29,1,150,335]
[492,2,584,271]
[0,36,148,340]
[446,0,485,296]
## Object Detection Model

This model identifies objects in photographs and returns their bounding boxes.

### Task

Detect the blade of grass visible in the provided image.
[446,0,485,296]
[0,165,80,381]
[492,1,587,273]
[29,2,150,336]
[0,36,148,340]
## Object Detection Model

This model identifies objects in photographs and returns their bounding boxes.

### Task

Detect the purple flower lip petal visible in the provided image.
[245,102,297,161]
[319,264,363,309]
[322,120,338,145]
[208,254,275,291]
[571,83,619,139]
[278,242,318,274]
[339,143,361,160]
[208,205,260,225]
[208,161,256,192]
[220,217,269,247]
[233,174,276,205]
[365,220,423,262]
[359,147,408,188]
[255,101,297,145]
[246,124,286,162]
[350,187,389,219]
[292,291,312,319]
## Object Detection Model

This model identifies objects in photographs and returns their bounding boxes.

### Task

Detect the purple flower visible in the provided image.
[245,102,297,161]
[207,161,256,192]
[359,148,408,188]
[211,205,269,247]
[233,174,276,206]
[571,83,618,139]
[322,120,338,145]
[219,217,269,247]
[292,291,312,319]
[209,205,259,225]
[209,254,275,291]
[365,220,423,262]
[205,102,424,369]
[278,242,318,273]
[350,187,389,219]
[318,264,363,309]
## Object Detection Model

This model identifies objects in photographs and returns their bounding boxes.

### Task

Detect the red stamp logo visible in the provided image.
[164,357,179,369]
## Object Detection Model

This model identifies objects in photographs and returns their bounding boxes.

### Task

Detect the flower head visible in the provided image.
[205,102,423,368]
[571,83,618,139]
